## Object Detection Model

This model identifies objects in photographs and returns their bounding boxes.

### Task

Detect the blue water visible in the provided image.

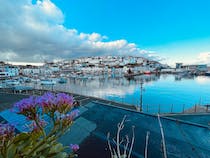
[32,74,210,113]
[105,75,210,113]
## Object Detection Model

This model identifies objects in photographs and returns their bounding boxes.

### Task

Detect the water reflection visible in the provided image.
[28,74,210,113]
[195,76,210,84]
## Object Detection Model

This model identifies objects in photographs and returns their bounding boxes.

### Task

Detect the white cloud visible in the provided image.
[197,52,210,64]
[0,0,158,62]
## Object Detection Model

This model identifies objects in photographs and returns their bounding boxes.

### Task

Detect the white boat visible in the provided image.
[40,79,56,85]
[5,80,20,85]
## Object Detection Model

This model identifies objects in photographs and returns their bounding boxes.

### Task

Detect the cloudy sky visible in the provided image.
[1,0,210,66]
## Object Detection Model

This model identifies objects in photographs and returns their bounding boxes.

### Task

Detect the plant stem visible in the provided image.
[144,131,150,158]
[157,114,167,158]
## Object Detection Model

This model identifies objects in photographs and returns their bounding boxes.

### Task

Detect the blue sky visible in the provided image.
[1,0,210,66]
[52,0,210,65]
[53,0,210,45]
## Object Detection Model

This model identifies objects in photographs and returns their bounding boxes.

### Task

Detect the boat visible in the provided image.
[124,69,143,78]
[5,80,20,86]
[205,71,210,76]
[124,73,140,78]
[58,78,67,84]
[40,79,56,85]
[144,71,151,75]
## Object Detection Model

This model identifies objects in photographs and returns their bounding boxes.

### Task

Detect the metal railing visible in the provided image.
[1,87,209,114]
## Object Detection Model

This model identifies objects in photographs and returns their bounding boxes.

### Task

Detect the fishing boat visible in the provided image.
[124,69,143,78]
[40,79,56,85]
[144,70,151,75]
[5,79,20,86]
[58,78,67,84]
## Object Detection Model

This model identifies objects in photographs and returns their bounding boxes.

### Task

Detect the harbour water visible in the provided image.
[27,74,210,113]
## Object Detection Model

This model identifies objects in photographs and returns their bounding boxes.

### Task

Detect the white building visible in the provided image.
[22,68,40,76]
[5,66,19,77]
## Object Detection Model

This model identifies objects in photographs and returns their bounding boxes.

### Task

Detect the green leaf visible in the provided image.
[13,133,30,144]
[6,144,17,158]
[53,152,67,158]
[35,143,51,155]
[49,143,64,154]
[16,139,33,153]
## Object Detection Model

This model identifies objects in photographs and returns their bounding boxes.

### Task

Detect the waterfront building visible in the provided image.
[0,72,9,79]
[182,64,208,72]
[22,68,40,76]
[161,68,175,73]
[4,65,19,77]
[176,63,183,69]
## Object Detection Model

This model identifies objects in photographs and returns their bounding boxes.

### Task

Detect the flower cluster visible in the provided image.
[14,96,38,120]
[70,144,79,152]
[30,119,48,132]
[10,92,77,138]
[61,109,79,127]
[38,92,74,114]
[0,123,15,142]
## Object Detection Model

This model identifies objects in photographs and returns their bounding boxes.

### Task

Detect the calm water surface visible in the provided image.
[38,74,210,113]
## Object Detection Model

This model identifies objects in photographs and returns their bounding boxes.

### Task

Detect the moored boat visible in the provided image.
[205,71,210,76]
[40,79,56,85]
[58,78,67,84]
[144,71,151,75]
[5,79,20,85]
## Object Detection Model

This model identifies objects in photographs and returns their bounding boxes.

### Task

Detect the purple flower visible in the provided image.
[70,109,79,118]
[70,144,79,152]
[37,92,74,114]
[37,92,56,111]
[29,119,48,132]
[56,93,74,106]
[55,93,74,113]
[62,110,79,120]
[14,96,37,113]
[0,123,15,139]
[60,110,79,127]
[13,96,38,120]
